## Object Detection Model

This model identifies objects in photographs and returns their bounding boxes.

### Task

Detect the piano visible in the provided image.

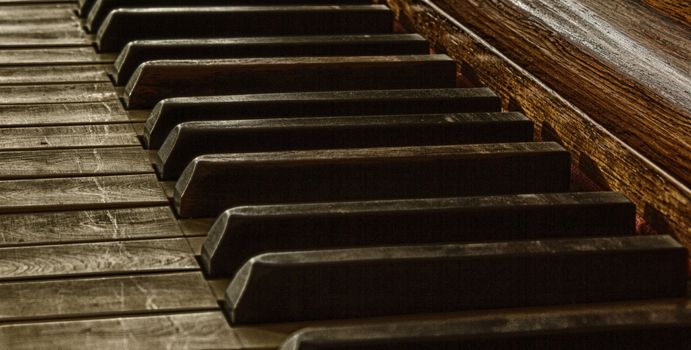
[0,0,688,348]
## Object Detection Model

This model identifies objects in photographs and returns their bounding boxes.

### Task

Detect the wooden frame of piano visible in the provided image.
[386,0,690,252]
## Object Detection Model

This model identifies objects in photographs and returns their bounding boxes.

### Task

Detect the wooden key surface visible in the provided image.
[155,112,533,179]
[225,236,687,324]
[174,143,570,217]
[96,5,394,52]
[123,55,456,108]
[201,192,635,277]
[111,34,429,85]
[144,88,502,148]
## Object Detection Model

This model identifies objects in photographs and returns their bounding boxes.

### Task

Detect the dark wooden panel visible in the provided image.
[175,142,570,217]
[423,0,691,185]
[386,0,691,251]
[0,146,152,180]
[0,47,114,66]
[0,102,128,127]
[0,124,138,151]
[0,206,181,247]
[0,174,167,213]
[155,112,533,179]
[96,5,393,52]
[225,235,687,323]
[0,238,197,281]
[0,64,109,85]
[112,34,429,85]
[123,55,456,108]
[143,88,502,148]
[0,272,217,322]
[0,83,117,104]
[201,192,635,277]
[86,0,374,32]
[0,311,240,350]
[280,303,691,349]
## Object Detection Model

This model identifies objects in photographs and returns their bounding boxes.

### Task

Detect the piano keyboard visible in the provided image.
[0,0,688,349]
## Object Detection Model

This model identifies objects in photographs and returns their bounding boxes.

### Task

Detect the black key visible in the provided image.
[122,55,456,108]
[201,192,635,277]
[155,112,534,179]
[96,5,393,52]
[174,142,571,217]
[78,0,96,17]
[224,235,688,323]
[280,302,691,349]
[86,0,374,32]
[143,88,503,149]
[111,34,430,85]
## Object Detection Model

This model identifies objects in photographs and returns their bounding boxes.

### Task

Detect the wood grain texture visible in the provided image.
[123,55,456,108]
[0,238,197,281]
[386,0,691,249]
[0,146,152,179]
[0,174,167,213]
[0,206,181,247]
[0,47,114,66]
[0,102,128,127]
[0,64,110,85]
[645,0,691,24]
[0,272,217,322]
[0,311,240,350]
[0,124,138,151]
[422,0,690,185]
[0,83,117,104]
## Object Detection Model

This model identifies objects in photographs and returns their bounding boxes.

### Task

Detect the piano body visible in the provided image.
[0,0,688,348]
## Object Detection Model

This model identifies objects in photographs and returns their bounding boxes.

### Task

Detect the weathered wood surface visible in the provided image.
[386,0,691,249]
[96,5,393,52]
[280,303,691,349]
[0,311,239,350]
[0,4,76,21]
[144,88,502,148]
[225,236,687,323]
[175,143,570,217]
[0,146,152,180]
[0,124,138,151]
[644,0,691,24]
[112,34,429,85]
[201,192,635,277]
[0,206,181,247]
[123,55,456,108]
[0,64,110,85]
[0,238,197,281]
[0,174,167,213]
[411,1,691,182]
[0,83,117,104]
[0,47,114,66]
[86,0,375,32]
[0,30,89,47]
[0,102,128,127]
[155,113,533,179]
[0,272,217,322]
